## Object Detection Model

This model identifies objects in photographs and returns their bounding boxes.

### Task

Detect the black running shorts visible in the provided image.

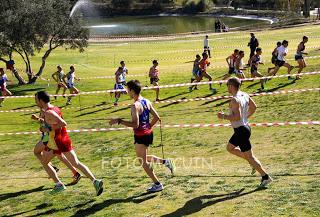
[229,125,252,152]
[134,133,153,147]
[275,60,285,67]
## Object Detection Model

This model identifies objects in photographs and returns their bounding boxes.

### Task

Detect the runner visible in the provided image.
[113,67,126,106]
[217,77,272,187]
[199,52,216,93]
[109,80,175,192]
[120,61,129,83]
[295,36,308,79]
[267,40,294,80]
[234,50,246,80]
[63,65,80,105]
[0,68,12,107]
[51,65,67,100]
[203,35,211,58]
[32,110,81,185]
[249,48,265,90]
[189,54,201,92]
[267,42,281,75]
[33,91,104,195]
[149,60,160,101]
[222,49,239,81]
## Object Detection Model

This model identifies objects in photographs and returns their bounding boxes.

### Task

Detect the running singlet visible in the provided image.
[230,54,237,68]
[150,66,159,78]
[116,70,125,83]
[122,67,128,80]
[0,74,8,89]
[230,91,250,128]
[57,71,64,83]
[277,45,288,61]
[44,107,72,153]
[133,99,152,136]
[199,59,209,71]
[296,43,305,55]
[67,72,75,86]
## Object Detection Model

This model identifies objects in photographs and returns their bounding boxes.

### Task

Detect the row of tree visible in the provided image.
[0,0,88,84]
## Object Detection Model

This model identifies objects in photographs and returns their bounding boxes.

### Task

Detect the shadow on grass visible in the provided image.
[160,91,190,101]
[161,188,264,217]
[3,203,52,217]
[201,99,230,107]
[11,87,46,96]
[70,192,158,216]
[266,80,296,92]
[25,200,95,217]
[0,186,49,202]
[75,106,115,117]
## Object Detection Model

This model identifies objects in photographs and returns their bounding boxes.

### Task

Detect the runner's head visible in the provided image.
[250,33,255,38]
[234,49,239,55]
[282,40,289,47]
[256,47,262,55]
[120,60,125,67]
[205,35,208,39]
[302,36,308,43]
[202,52,208,59]
[70,65,75,72]
[238,50,244,58]
[57,65,62,71]
[118,67,123,72]
[152,60,158,66]
[227,77,241,93]
[276,41,281,47]
[35,91,50,108]
[196,54,201,60]
[127,80,142,98]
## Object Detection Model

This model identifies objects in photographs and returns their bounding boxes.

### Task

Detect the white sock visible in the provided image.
[92,179,97,184]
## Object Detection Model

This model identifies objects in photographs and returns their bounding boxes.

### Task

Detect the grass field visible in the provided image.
[0,24,320,217]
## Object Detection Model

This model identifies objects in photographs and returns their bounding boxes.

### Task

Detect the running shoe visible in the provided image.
[259,176,273,188]
[93,179,104,196]
[210,88,217,94]
[165,159,176,175]
[50,184,66,195]
[188,86,193,92]
[66,101,71,105]
[288,76,295,81]
[70,172,81,185]
[147,183,164,192]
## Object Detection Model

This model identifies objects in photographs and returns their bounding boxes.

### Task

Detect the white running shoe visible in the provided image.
[259,176,273,187]
[147,183,164,192]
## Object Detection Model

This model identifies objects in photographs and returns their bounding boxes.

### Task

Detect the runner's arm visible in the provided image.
[51,72,58,82]
[41,110,67,132]
[219,98,241,121]
[149,103,160,128]
[247,97,257,118]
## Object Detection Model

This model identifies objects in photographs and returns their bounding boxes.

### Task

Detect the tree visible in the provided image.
[0,0,89,84]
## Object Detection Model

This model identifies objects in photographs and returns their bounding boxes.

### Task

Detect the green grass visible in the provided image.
[0,25,320,216]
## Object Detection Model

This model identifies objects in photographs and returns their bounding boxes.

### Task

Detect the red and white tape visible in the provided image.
[1,71,320,99]
[0,121,319,136]
[1,87,319,113]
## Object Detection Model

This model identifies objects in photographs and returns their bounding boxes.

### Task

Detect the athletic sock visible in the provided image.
[262,174,269,180]
[155,182,160,185]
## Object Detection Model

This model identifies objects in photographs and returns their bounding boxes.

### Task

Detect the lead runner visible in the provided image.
[217,77,272,187]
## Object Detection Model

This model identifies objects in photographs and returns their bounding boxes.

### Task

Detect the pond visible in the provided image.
[87,15,270,36]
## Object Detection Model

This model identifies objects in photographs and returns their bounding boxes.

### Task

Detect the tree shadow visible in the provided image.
[246,81,260,89]
[108,106,131,114]
[201,99,230,107]
[75,106,115,117]
[71,192,158,216]
[161,188,264,217]
[160,91,190,101]
[26,200,95,217]
[11,87,46,96]
[11,105,37,110]
[3,203,52,217]
[0,186,49,202]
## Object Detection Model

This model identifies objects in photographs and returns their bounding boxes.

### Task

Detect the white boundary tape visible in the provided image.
[1,71,320,99]
[0,121,319,136]
[1,87,319,113]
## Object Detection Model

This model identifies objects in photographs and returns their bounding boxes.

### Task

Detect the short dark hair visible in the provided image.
[227,77,241,89]
[152,60,158,64]
[256,47,262,52]
[303,36,308,40]
[127,80,142,95]
[277,41,281,46]
[239,50,244,55]
[36,91,50,103]
[196,54,201,58]
[234,49,239,53]
[202,52,208,57]
[120,60,125,64]
[70,65,74,70]
[282,40,288,45]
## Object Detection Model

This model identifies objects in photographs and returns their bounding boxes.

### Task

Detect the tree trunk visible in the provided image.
[29,48,53,83]
[303,0,311,17]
